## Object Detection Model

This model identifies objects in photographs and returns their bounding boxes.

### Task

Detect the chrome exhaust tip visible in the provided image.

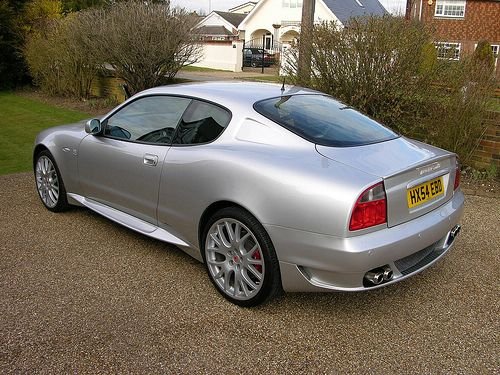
[365,270,384,285]
[446,224,461,246]
[382,265,394,281]
[450,225,461,240]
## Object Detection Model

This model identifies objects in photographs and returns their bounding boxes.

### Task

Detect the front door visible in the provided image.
[78,95,192,224]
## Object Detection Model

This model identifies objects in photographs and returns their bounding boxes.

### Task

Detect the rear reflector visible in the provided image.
[349,182,387,231]
[454,164,461,191]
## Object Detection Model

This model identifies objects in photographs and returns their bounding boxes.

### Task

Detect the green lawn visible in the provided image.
[0,92,90,175]
[180,65,230,72]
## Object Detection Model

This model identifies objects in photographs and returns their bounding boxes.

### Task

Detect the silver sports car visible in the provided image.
[34,82,464,306]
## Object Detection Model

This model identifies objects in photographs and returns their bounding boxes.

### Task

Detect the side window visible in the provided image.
[104,96,191,144]
[172,100,231,145]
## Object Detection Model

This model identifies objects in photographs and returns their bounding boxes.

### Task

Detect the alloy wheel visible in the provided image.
[205,218,265,300]
[35,155,60,208]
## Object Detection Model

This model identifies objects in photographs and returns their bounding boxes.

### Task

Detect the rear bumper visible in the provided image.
[265,190,465,292]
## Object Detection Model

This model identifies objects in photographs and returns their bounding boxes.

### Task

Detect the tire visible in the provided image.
[251,61,257,68]
[202,207,282,307]
[34,150,70,212]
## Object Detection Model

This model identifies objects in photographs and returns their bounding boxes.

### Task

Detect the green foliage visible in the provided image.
[422,58,496,163]
[61,0,108,11]
[22,0,62,33]
[284,16,496,164]
[471,40,495,77]
[23,1,201,97]
[0,0,30,88]
[419,42,438,75]
[24,12,101,98]
[0,92,89,175]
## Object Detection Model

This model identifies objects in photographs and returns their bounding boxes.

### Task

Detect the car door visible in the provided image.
[78,95,192,224]
[157,99,232,244]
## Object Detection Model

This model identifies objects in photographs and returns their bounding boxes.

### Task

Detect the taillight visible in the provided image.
[454,159,461,191]
[349,182,387,231]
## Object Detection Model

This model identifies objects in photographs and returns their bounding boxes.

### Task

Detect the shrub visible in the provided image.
[24,13,100,98]
[85,2,202,94]
[284,16,496,164]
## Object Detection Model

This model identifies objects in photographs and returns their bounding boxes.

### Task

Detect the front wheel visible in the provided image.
[34,150,70,212]
[202,207,282,307]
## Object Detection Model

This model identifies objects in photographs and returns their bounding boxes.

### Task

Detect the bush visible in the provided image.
[423,58,496,163]
[24,13,100,98]
[284,16,496,164]
[85,2,202,94]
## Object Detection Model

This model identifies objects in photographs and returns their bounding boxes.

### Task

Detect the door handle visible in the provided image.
[143,154,159,166]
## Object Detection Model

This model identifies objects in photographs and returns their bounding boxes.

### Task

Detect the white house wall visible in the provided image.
[241,0,341,43]
[192,41,244,72]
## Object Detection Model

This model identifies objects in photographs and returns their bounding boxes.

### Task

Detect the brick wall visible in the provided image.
[413,0,500,79]
[470,111,500,169]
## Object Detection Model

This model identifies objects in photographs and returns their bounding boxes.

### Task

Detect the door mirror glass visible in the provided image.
[85,119,102,134]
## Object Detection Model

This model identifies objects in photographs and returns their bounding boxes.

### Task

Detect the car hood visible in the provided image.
[316,137,452,178]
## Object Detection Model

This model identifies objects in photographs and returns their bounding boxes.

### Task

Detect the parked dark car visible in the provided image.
[243,48,275,67]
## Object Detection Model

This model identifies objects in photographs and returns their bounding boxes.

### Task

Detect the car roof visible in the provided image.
[138,81,319,109]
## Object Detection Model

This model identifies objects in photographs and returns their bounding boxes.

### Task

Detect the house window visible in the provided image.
[491,45,499,57]
[283,0,303,8]
[435,0,466,18]
[491,45,499,71]
[435,42,461,60]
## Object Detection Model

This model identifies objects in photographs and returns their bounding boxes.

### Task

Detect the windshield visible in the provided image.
[253,94,398,147]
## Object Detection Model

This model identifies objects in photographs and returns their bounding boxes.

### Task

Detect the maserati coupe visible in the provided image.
[33,82,464,306]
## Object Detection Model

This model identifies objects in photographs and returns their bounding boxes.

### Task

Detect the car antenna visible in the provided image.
[281,77,286,95]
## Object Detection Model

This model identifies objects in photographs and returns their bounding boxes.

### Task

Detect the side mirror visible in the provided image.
[85,119,102,135]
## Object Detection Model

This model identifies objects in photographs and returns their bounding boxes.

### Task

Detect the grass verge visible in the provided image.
[0,92,90,175]
[180,66,230,72]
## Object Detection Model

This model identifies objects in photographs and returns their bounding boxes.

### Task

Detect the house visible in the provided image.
[192,11,248,71]
[408,0,500,77]
[196,11,247,42]
[229,1,258,14]
[238,0,388,48]
[192,0,388,72]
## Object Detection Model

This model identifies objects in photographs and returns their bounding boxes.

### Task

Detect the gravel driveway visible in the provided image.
[1,173,498,373]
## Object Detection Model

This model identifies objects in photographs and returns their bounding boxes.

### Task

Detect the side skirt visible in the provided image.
[67,193,203,262]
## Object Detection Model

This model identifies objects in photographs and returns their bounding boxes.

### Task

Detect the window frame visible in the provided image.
[434,0,466,18]
[435,42,461,60]
[100,94,232,147]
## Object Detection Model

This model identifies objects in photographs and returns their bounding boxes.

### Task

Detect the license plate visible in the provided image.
[407,176,444,208]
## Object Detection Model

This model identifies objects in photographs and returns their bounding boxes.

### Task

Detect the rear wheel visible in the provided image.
[202,207,282,306]
[34,150,70,212]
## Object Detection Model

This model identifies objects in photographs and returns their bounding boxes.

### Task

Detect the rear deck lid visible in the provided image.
[316,137,457,227]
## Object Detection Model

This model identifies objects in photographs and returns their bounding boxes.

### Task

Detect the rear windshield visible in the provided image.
[253,94,398,147]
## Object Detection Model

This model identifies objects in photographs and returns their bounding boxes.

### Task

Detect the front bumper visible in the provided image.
[265,190,465,292]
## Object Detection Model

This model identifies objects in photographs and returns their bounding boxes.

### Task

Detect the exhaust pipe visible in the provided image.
[447,224,461,246]
[450,225,461,240]
[365,270,384,285]
[382,265,394,281]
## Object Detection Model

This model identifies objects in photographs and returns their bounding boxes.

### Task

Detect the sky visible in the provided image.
[170,0,407,15]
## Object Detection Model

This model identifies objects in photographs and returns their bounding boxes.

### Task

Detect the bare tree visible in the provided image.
[86,2,202,94]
